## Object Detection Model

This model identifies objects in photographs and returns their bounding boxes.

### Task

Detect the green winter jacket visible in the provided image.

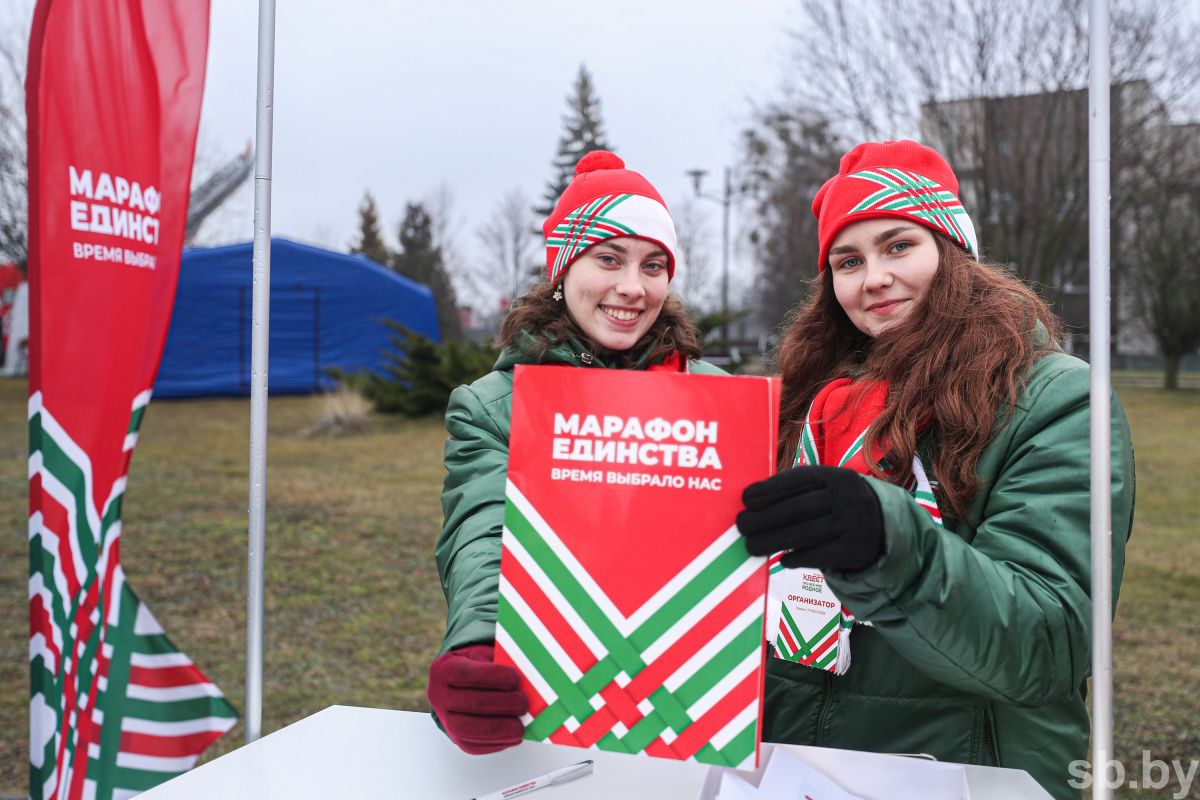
[762,351,1135,800]
[436,332,726,658]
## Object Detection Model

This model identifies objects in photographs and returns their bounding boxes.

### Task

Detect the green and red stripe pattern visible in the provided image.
[545,193,676,284]
[495,480,766,769]
[30,392,237,800]
[773,394,943,673]
[546,194,637,283]
[771,592,840,670]
[847,167,978,257]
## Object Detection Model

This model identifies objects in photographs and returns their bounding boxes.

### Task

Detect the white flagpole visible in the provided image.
[246,0,276,746]
[1088,0,1113,796]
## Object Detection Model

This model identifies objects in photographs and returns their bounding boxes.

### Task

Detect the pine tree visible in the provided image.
[537,65,613,216]
[340,320,495,416]
[351,191,390,266]
[392,202,464,342]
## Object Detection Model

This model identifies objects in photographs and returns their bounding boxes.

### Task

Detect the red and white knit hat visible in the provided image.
[812,140,978,270]
[543,151,678,284]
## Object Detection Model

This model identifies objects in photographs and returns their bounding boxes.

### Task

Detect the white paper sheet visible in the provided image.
[716,748,866,800]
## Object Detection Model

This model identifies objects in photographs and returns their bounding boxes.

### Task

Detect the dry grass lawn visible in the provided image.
[1,378,1197,798]
[0,378,449,789]
[1109,387,1200,798]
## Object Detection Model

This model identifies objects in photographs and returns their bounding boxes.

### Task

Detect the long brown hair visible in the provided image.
[774,234,1063,522]
[498,281,704,368]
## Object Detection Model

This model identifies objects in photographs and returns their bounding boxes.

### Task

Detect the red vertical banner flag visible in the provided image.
[25,3,237,800]
[496,367,779,769]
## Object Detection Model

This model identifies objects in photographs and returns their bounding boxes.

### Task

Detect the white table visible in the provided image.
[138,706,1051,800]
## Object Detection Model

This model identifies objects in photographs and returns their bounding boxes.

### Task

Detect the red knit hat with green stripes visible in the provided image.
[813,140,979,271]
[542,151,677,284]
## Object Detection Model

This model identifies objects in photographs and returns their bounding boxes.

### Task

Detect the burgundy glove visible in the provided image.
[427,644,529,754]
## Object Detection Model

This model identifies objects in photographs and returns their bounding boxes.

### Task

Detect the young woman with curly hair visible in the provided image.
[737,140,1135,800]
[427,151,723,756]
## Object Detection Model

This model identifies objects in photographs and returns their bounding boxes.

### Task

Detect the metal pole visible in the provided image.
[721,167,731,342]
[246,0,276,746]
[1088,0,1113,796]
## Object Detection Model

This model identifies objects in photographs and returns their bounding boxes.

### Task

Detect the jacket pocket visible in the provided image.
[821,691,982,765]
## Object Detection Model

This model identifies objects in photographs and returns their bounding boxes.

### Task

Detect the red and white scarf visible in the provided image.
[767,378,942,674]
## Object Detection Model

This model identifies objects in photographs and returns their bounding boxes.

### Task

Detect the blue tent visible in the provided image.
[154,238,440,397]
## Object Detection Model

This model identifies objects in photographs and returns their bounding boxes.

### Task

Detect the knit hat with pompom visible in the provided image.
[542,151,677,284]
[813,140,979,271]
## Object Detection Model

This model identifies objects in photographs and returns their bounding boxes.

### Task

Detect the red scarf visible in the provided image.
[798,377,888,472]
[770,377,942,675]
[647,352,687,373]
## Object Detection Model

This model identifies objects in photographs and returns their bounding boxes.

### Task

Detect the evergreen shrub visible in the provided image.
[328,319,495,417]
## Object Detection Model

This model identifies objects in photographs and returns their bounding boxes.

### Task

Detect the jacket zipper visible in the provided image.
[982,709,999,766]
[816,671,836,746]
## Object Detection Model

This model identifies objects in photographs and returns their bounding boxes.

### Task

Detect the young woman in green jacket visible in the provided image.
[428,151,724,755]
[736,140,1135,800]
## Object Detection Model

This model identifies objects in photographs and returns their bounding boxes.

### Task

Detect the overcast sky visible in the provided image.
[7,0,800,307]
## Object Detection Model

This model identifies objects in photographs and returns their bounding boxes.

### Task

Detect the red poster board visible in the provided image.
[496,365,779,769]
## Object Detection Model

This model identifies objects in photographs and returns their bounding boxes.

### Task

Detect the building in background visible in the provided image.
[921,81,1200,368]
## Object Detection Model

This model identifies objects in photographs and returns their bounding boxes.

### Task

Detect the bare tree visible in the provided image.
[1119,121,1200,388]
[777,1,917,144]
[0,21,28,270]
[475,188,539,310]
[425,182,483,323]
[911,0,1200,297]
[747,0,1200,338]
[742,109,843,332]
[671,196,716,312]
[426,183,463,277]
[783,0,1192,146]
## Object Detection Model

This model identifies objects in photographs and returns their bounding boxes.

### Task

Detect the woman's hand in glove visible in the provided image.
[426,644,529,754]
[737,465,885,570]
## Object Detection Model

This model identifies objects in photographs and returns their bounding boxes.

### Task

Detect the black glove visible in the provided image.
[737,465,885,570]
